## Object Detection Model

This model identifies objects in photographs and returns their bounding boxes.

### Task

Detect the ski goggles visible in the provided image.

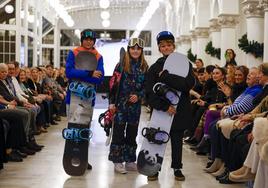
[81,30,96,39]
[128,38,145,49]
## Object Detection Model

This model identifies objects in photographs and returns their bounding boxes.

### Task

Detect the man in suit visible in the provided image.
[0,63,42,153]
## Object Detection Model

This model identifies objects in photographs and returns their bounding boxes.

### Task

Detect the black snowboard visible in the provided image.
[104,47,126,146]
[63,50,98,176]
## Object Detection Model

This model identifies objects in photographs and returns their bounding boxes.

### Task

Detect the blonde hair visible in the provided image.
[123,51,148,74]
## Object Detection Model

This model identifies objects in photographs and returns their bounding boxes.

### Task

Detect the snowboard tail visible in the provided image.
[63,123,90,176]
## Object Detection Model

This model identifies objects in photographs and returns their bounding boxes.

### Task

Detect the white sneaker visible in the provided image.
[125,162,137,171]
[114,163,127,174]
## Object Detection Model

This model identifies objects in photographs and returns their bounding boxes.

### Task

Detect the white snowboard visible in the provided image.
[137,52,190,176]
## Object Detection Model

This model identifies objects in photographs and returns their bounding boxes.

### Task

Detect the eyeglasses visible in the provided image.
[128,38,145,48]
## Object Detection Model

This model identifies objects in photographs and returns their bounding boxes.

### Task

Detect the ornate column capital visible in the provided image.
[218,14,240,28]
[242,0,264,18]
[258,0,268,11]
[175,37,182,46]
[195,27,209,38]
[209,18,221,32]
[190,30,197,41]
[179,35,191,44]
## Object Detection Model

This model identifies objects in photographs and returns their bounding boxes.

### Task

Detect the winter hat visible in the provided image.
[156,31,175,45]
[80,29,97,44]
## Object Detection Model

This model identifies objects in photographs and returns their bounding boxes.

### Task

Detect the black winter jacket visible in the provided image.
[145,56,195,131]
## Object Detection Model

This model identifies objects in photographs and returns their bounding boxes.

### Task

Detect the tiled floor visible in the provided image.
[0,95,246,188]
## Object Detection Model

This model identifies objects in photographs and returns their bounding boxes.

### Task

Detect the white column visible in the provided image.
[53,20,60,68]
[209,18,221,65]
[242,0,264,67]
[24,0,28,67]
[179,35,191,55]
[218,14,239,66]
[15,0,21,63]
[190,30,197,55]
[195,27,210,65]
[32,2,38,67]
[259,0,268,62]
[175,37,183,53]
[38,3,43,66]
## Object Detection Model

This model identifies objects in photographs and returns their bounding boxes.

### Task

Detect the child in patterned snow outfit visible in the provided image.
[108,38,148,174]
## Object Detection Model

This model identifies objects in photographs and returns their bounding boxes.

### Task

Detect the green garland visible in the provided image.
[238,34,264,58]
[205,41,221,60]
[187,48,197,62]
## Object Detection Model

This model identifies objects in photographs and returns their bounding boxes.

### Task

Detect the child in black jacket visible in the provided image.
[145,31,195,181]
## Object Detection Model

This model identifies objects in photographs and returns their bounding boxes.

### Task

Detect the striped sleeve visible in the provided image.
[224,94,255,116]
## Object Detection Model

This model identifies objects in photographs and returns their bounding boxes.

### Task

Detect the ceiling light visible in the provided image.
[28,14,34,23]
[66,20,74,27]
[99,0,110,9]
[75,29,80,38]
[101,11,110,20]
[5,4,14,14]
[102,20,110,28]
[46,0,74,27]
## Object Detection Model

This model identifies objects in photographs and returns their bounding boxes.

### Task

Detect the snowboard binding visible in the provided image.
[153,82,179,105]
[98,109,113,136]
[69,81,96,100]
[142,127,170,145]
[62,128,93,142]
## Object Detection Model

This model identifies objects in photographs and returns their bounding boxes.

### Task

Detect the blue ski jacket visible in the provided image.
[65,46,104,105]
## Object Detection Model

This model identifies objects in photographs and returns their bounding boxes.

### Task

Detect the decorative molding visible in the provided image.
[242,0,264,18]
[218,14,240,28]
[209,18,221,32]
[175,37,182,45]
[195,27,209,38]
[258,0,268,11]
[190,30,197,41]
[179,35,191,44]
